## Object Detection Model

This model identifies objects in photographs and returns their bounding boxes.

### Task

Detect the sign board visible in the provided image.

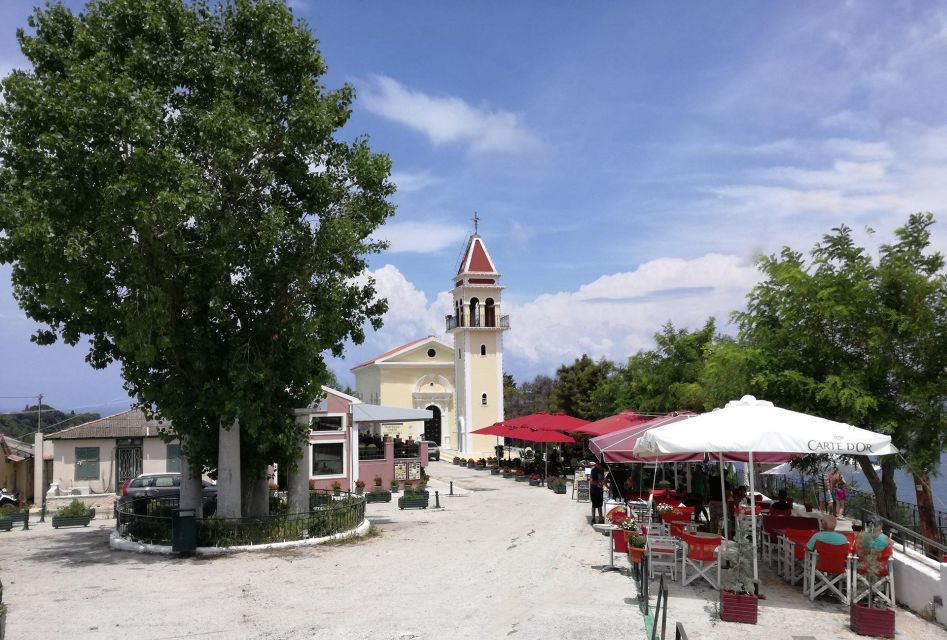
[381,423,403,438]
[575,478,590,502]
[407,462,421,480]
[394,463,407,481]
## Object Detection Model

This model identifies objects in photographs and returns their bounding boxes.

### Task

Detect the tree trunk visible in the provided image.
[241,459,269,518]
[912,470,941,548]
[179,448,203,520]
[857,455,898,522]
[216,420,242,518]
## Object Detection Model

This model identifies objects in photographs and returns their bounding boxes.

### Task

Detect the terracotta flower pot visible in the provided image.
[627,545,646,564]
[720,590,758,624]
[850,603,894,638]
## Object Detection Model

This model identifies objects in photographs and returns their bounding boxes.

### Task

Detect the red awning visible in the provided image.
[589,413,702,463]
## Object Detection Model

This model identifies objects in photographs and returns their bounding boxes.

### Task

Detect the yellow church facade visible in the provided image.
[352,232,509,458]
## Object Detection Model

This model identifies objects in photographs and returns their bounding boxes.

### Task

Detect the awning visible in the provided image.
[352,404,432,423]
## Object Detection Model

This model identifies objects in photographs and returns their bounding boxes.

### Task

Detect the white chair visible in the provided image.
[647,534,679,581]
[808,541,851,604]
[680,533,720,589]
[851,544,895,607]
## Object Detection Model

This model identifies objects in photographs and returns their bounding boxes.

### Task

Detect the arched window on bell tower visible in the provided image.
[470,297,480,327]
[485,298,496,328]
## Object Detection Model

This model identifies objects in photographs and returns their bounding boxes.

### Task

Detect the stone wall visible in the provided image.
[46,492,116,514]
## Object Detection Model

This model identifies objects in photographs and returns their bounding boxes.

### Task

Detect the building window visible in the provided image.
[166,444,182,473]
[481,393,488,406]
[480,344,487,356]
[311,415,344,431]
[427,348,436,358]
[74,446,100,481]
[311,442,345,477]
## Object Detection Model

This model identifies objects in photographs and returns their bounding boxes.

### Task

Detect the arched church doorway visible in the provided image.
[424,405,442,445]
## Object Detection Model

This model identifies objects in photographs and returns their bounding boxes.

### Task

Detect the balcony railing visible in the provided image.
[445,314,510,331]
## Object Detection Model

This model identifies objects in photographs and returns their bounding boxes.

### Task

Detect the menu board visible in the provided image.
[575,478,590,502]
[394,462,407,481]
[407,462,421,480]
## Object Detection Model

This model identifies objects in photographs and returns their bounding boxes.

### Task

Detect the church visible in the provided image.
[352,229,509,458]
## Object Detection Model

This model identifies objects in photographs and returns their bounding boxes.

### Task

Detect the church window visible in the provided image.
[480,344,486,356]
[427,348,436,358]
[470,297,480,327]
[481,393,488,406]
[485,298,496,327]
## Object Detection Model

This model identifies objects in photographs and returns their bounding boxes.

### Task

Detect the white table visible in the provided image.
[592,522,622,572]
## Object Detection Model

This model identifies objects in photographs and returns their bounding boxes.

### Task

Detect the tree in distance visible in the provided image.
[0,0,395,514]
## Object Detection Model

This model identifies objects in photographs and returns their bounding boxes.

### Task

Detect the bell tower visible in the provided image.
[446,218,508,455]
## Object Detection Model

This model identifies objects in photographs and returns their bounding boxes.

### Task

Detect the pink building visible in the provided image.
[295,387,431,492]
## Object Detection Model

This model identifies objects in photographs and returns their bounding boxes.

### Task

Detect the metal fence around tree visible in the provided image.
[115,490,366,548]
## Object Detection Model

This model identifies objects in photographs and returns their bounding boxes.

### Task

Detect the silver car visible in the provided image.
[422,441,440,461]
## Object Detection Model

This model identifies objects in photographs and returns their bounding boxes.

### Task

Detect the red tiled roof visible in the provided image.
[350,336,434,372]
[46,408,172,440]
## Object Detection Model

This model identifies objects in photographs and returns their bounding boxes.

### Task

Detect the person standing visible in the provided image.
[831,467,848,518]
[590,460,607,524]
[690,465,708,523]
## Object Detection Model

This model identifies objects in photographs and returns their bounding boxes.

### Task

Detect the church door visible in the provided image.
[424,405,442,445]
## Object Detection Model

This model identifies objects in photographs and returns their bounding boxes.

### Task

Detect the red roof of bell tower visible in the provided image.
[457,235,497,275]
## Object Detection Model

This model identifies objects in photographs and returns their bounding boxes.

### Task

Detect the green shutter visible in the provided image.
[74,447,100,481]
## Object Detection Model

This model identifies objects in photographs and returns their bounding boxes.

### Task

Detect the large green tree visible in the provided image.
[551,355,614,420]
[734,214,947,535]
[0,0,394,512]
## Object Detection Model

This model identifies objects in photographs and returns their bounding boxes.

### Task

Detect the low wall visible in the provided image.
[47,493,116,513]
[893,548,947,625]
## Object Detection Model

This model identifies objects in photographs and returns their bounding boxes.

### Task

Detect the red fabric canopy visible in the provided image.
[589,413,702,463]
[507,427,575,443]
[502,411,588,432]
[471,423,517,437]
[571,410,654,437]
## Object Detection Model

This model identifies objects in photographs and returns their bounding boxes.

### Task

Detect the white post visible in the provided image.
[33,431,44,505]
[179,447,203,519]
[719,452,727,590]
[749,451,759,587]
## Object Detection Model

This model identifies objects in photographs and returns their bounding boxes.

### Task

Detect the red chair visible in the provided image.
[681,533,721,589]
[808,540,852,604]
[852,543,895,607]
[769,507,792,517]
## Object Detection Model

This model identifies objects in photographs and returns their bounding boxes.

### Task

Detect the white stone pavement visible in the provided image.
[1,462,945,640]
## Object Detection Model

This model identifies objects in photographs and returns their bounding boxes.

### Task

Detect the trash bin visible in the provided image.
[171,508,197,553]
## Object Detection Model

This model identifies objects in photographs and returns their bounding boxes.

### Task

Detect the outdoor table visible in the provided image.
[592,522,622,573]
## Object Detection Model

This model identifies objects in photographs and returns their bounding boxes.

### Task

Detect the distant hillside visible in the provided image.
[0,404,101,441]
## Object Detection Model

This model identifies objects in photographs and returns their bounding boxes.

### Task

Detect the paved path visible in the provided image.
[2,463,945,639]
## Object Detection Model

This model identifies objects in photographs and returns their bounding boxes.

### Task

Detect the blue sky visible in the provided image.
[2,0,947,413]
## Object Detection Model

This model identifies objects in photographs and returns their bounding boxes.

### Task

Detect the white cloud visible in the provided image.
[390,170,440,194]
[358,75,542,155]
[339,256,761,384]
[371,221,468,254]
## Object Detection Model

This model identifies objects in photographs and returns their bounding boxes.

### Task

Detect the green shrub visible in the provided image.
[58,499,90,517]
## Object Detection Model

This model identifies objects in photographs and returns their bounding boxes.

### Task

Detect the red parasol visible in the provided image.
[571,410,654,437]
[471,422,518,437]
[508,427,575,443]
[502,411,588,432]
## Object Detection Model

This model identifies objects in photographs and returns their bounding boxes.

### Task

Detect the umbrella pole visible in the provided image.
[749,451,759,590]
[544,443,547,486]
[719,453,728,540]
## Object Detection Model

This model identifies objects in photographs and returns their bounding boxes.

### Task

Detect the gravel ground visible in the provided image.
[2,462,946,640]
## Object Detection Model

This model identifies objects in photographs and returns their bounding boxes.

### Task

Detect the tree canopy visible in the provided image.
[0,0,394,474]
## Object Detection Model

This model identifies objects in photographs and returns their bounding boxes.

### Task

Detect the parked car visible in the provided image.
[120,472,217,500]
[422,440,440,461]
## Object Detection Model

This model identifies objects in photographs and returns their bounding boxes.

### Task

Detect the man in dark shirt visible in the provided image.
[590,460,606,524]
[771,489,792,511]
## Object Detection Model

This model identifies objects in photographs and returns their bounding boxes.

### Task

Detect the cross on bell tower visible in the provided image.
[472,211,480,235]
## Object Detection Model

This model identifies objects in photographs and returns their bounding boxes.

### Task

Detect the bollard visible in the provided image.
[22,510,29,531]
[39,499,46,523]
[449,481,453,496]
[435,491,440,509]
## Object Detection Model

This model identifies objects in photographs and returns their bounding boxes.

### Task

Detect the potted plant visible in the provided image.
[620,519,645,563]
[398,480,430,509]
[354,479,365,495]
[366,482,391,503]
[475,458,487,470]
[551,477,567,494]
[390,479,400,493]
[466,458,477,469]
[331,481,342,497]
[373,475,383,488]
[719,518,758,624]
[51,499,93,529]
[850,525,894,638]
[514,468,528,482]
[502,466,513,479]
[490,464,500,475]
[528,473,541,487]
